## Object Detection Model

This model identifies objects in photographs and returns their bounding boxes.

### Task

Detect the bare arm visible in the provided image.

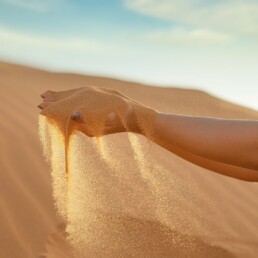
[39,87,258,182]
[145,112,258,182]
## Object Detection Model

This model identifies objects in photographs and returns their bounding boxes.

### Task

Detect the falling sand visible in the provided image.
[2,62,258,257]
[38,88,236,257]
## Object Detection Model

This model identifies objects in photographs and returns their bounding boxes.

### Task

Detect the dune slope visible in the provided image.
[0,61,258,258]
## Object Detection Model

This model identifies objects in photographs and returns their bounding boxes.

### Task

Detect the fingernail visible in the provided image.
[72,112,80,121]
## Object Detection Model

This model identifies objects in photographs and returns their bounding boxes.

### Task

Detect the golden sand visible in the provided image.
[39,115,237,257]
[2,62,258,257]
[37,87,235,257]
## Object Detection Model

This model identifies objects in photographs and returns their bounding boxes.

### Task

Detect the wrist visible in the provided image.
[131,104,157,138]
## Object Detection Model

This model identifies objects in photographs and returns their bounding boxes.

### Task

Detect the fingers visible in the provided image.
[40,87,129,107]
[40,87,86,103]
[37,101,53,110]
[40,90,56,102]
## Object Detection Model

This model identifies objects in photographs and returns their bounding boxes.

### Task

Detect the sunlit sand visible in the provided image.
[39,112,236,257]
[1,62,258,257]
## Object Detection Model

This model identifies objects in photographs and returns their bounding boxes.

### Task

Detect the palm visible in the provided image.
[38,87,138,136]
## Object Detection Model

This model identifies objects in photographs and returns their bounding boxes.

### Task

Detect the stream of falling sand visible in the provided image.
[39,116,68,221]
[39,115,200,256]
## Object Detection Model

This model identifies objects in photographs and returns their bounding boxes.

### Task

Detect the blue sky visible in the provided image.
[0,0,258,111]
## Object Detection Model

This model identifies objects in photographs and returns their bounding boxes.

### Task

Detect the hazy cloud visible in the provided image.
[124,0,258,36]
[0,26,102,51]
[146,28,232,45]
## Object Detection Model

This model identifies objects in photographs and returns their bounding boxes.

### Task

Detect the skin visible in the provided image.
[38,87,258,182]
[39,87,135,136]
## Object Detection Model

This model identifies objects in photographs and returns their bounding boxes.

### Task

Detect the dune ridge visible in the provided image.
[1,61,258,257]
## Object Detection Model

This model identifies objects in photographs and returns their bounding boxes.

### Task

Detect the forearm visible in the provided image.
[140,111,258,181]
[166,143,258,182]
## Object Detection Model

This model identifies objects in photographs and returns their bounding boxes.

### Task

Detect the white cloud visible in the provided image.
[1,0,57,11]
[146,28,232,45]
[0,26,102,51]
[124,0,258,36]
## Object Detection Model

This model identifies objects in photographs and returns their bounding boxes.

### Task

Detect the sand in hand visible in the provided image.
[39,87,246,257]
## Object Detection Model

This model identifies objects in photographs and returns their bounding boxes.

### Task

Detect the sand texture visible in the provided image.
[1,61,258,258]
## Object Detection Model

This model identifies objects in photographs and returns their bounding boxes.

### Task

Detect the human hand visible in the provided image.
[38,86,155,137]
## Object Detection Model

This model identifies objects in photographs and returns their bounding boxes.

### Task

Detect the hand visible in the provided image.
[38,86,154,137]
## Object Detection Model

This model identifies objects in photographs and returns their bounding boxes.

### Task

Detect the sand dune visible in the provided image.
[1,61,258,258]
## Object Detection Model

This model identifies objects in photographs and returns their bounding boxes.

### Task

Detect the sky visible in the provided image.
[0,0,258,111]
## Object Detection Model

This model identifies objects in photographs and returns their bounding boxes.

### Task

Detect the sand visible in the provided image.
[1,61,258,257]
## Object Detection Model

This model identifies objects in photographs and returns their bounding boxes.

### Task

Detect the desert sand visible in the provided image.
[1,61,258,258]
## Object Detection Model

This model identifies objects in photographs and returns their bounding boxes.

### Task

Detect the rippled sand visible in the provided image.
[1,61,258,257]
